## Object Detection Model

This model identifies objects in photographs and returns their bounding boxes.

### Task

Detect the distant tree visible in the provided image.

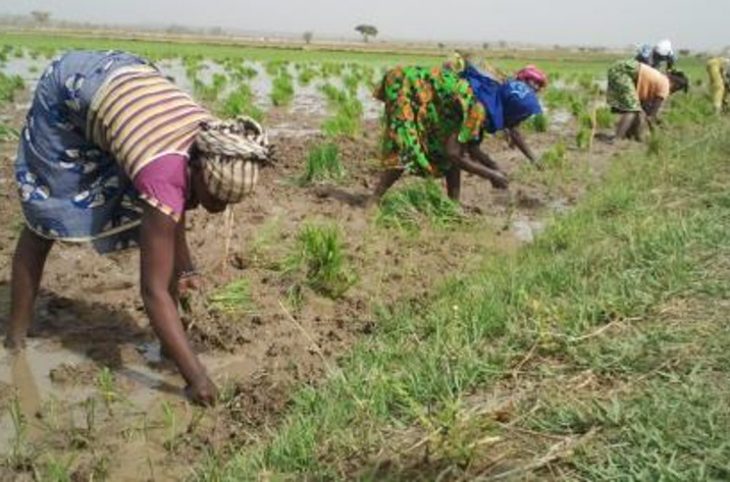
[437,42,446,50]
[30,10,51,24]
[679,48,691,56]
[303,31,314,45]
[497,40,508,49]
[482,42,490,50]
[207,26,224,36]
[355,24,378,43]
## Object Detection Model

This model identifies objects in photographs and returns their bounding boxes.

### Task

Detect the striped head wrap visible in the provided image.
[194,116,271,204]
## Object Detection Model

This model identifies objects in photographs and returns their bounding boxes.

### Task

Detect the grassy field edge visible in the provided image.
[194,105,730,480]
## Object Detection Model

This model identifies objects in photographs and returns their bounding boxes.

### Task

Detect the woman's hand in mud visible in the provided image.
[185,374,219,406]
[177,273,203,295]
[489,172,510,190]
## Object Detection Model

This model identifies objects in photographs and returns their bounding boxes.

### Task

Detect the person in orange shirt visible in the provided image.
[606,59,688,141]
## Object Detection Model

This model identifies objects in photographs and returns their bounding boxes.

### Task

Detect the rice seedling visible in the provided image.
[271,73,295,107]
[43,455,75,482]
[377,179,462,229]
[0,123,20,141]
[0,72,25,103]
[82,396,97,438]
[300,142,344,184]
[161,401,180,453]
[286,224,355,298]
[595,106,613,129]
[526,113,549,132]
[575,112,594,150]
[209,279,252,313]
[342,74,360,95]
[319,83,363,137]
[285,283,305,313]
[7,396,33,471]
[320,62,345,78]
[226,62,258,82]
[193,72,227,104]
[95,367,118,414]
[543,87,574,109]
[265,60,290,77]
[220,83,264,121]
[541,140,568,169]
[183,54,204,80]
[297,66,319,86]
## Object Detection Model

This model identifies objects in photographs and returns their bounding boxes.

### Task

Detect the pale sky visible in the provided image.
[2,0,726,50]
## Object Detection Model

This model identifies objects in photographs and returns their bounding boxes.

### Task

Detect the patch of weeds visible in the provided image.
[377,179,462,229]
[286,224,355,298]
[271,73,295,107]
[299,142,344,184]
[209,279,253,313]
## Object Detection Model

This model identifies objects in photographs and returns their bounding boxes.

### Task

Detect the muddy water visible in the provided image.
[4,55,380,142]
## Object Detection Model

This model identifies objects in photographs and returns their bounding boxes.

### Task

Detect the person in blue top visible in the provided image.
[368,61,546,205]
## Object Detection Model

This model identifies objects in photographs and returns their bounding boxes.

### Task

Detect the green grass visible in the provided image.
[377,179,462,229]
[286,224,354,299]
[299,142,345,184]
[199,93,728,479]
[209,279,253,313]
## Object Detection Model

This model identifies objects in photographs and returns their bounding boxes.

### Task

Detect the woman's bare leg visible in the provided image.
[628,113,645,141]
[5,227,54,349]
[451,156,508,189]
[615,112,639,140]
[367,168,403,206]
[445,167,462,202]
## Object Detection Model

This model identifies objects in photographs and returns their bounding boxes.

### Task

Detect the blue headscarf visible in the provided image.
[462,64,542,134]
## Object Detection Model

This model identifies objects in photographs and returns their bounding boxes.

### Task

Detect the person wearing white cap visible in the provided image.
[636,39,677,71]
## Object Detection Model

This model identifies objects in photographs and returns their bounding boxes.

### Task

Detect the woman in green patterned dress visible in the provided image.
[369,64,543,204]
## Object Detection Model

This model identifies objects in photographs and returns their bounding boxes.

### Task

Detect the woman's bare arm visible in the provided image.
[139,205,216,405]
[508,127,538,164]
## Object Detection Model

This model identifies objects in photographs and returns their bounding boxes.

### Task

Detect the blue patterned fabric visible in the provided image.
[461,65,542,133]
[15,51,151,253]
